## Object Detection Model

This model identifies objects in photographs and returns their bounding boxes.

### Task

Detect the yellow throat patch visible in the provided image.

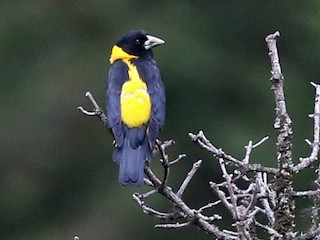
[109,45,138,64]
[109,45,151,128]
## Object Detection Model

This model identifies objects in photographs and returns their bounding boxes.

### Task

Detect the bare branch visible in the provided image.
[290,189,320,199]
[154,222,192,229]
[189,131,277,174]
[140,189,157,198]
[265,31,290,123]
[195,211,222,222]
[256,173,275,225]
[155,139,176,187]
[310,199,320,232]
[169,153,186,166]
[218,158,239,219]
[266,31,295,239]
[253,136,270,148]
[126,139,234,239]
[78,91,113,138]
[132,193,170,219]
[210,182,234,213]
[292,82,320,172]
[143,165,238,239]
[243,140,253,165]
[78,32,320,240]
[243,136,269,165]
[143,178,154,187]
[295,227,320,240]
[255,220,283,238]
[177,160,202,197]
[198,202,221,212]
[78,92,108,124]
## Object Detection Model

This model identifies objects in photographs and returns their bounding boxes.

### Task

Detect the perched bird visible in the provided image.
[106,30,166,186]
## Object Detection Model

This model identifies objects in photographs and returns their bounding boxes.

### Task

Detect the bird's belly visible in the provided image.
[120,80,151,128]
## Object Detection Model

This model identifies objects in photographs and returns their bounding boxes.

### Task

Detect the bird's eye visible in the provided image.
[135,38,141,45]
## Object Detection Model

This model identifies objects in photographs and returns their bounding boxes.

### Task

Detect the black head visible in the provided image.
[116,30,165,58]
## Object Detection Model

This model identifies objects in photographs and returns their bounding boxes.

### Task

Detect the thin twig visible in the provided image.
[154,222,192,229]
[292,82,320,172]
[78,91,112,136]
[290,189,320,198]
[255,220,282,238]
[219,158,239,220]
[156,139,174,187]
[243,136,270,165]
[132,193,170,219]
[189,131,277,174]
[78,92,108,124]
[169,154,186,166]
[177,160,202,197]
[256,173,275,225]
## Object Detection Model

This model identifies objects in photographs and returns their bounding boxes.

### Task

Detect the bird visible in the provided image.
[106,30,166,186]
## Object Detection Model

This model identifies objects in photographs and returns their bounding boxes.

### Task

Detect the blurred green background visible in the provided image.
[1,0,320,239]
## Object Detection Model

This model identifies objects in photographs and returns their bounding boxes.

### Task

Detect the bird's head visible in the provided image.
[109,30,165,64]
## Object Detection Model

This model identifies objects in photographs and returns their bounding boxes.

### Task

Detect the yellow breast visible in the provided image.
[120,60,151,128]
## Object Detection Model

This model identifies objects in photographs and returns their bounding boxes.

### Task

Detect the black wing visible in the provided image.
[106,60,128,147]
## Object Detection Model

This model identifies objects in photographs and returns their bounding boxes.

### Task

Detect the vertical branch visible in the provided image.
[308,83,320,164]
[310,83,320,234]
[266,31,295,239]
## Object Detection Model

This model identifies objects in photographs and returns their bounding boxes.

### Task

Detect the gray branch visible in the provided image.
[78,91,113,137]
[78,31,320,240]
[266,31,295,239]
[142,161,236,239]
[292,82,320,172]
[189,131,277,174]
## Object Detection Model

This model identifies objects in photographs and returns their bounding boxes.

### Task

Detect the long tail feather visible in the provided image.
[113,138,151,187]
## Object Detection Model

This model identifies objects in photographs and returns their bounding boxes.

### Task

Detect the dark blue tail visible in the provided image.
[113,137,151,187]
